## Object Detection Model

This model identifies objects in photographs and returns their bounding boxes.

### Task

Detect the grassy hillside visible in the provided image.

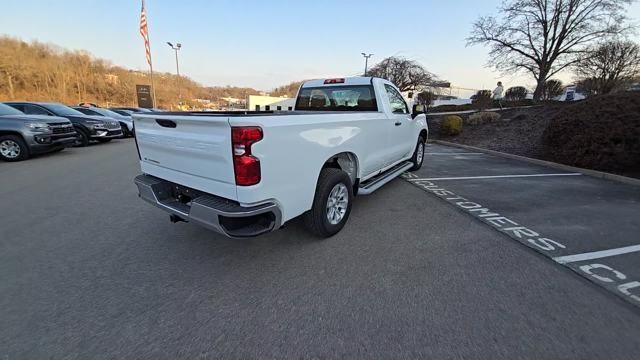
[0,36,261,109]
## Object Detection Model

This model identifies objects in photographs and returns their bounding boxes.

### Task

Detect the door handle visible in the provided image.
[395,121,402,126]
[156,119,177,128]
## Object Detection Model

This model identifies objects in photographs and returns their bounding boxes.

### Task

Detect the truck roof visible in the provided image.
[301,77,375,88]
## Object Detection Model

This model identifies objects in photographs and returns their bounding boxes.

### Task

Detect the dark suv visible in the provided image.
[0,103,76,161]
[4,102,123,147]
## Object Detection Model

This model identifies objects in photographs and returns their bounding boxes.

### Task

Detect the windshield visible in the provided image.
[295,85,378,111]
[101,108,126,118]
[0,103,25,116]
[45,104,85,116]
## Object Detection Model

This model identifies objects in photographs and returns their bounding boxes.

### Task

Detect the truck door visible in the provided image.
[383,84,414,162]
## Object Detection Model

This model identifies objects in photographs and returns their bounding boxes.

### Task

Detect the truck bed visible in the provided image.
[146,110,379,117]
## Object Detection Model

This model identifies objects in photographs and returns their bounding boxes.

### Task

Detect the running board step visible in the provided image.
[358,162,413,195]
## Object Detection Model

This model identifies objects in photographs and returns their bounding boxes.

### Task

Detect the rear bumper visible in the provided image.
[134,174,282,238]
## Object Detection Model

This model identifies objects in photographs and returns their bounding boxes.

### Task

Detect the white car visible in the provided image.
[133,77,428,238]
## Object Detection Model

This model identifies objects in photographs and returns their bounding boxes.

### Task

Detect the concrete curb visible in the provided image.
[432,140,640,187]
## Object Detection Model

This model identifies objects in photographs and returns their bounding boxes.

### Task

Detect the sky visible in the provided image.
[1,0,639,93]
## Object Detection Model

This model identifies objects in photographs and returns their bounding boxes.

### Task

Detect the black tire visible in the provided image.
[409,137,426,171]
[121,124,131,137]
[303,168,353,238]
[0,135,30,162]
[74,128,89,147]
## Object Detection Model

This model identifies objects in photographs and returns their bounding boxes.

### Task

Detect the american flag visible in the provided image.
[139,0,152,67]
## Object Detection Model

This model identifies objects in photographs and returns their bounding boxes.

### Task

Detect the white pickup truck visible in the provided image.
[133,77,428,238]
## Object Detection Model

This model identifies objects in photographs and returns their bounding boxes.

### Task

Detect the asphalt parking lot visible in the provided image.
[405,143,640,307]
[2,140,640,359]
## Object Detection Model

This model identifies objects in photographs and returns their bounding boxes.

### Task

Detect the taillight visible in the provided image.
[231,126,263,186]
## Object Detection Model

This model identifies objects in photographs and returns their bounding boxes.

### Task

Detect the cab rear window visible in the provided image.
[295,85,377,111]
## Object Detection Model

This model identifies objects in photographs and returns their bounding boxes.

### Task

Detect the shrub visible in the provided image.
[505,86,528,101]
[467,111,501,125]
[543,79,564,100]
[417,91,435,110]
[472,90,492,110]
[441,115,463,135]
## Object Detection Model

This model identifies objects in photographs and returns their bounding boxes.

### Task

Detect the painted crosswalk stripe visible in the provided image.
[408,173,582,181]
[553,244,640,264]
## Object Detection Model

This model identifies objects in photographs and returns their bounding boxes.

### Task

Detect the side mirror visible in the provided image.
[411,104,425,118]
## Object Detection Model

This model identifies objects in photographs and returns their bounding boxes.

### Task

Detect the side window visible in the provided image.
[24,105,52,116]
[384,84,408,114]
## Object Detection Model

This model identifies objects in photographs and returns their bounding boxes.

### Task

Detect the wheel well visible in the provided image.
[419,129,428,141]
[0,130,24,140]
[321,152,358,185]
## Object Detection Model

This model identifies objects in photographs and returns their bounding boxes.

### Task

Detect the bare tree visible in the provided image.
[543,79,564,99]
[416,91,436,110]
[575,40,640,94]
[367,57,437,92]
[468,0,634,100]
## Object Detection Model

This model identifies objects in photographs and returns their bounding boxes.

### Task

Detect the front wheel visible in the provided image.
[410,137,425,171]
[74,128,89,147]
[303,168,353,238]
[0,135,29,162]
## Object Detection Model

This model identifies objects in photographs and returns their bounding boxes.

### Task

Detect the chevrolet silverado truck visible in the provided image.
[134,77,428,238]
[0,103,76,161]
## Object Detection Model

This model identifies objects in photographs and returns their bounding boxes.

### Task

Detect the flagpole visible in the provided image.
[142,0,157,108]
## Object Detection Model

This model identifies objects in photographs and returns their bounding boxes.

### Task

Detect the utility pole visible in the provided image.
[361,53,373,76]
[167,42,182,102]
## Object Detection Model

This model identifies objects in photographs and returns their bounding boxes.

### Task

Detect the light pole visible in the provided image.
[361,52,373,76]
[167,42,182,103]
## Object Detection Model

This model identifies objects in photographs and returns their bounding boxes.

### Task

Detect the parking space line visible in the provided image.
[408,173,582,181]
[553,245,640,264]
[424,153,484,155]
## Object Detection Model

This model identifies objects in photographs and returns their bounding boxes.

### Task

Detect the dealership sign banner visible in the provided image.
[136,84,154,109]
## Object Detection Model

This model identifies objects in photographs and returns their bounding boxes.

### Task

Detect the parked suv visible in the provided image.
[0,103,76,161]
[4,102,123,147]
[73,106,134,137]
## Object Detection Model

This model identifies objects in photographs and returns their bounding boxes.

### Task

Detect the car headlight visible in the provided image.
[27,122,51,132]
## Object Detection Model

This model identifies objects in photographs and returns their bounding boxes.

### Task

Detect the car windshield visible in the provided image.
[45,104,85,116]
[100,108,126,118]
[0,103,25,116]
[295,85,378,111]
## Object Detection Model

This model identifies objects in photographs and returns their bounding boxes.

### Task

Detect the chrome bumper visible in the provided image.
[134,174,281,238]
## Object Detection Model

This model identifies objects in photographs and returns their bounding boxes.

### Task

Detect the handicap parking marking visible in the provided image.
[409,173,582,181]
[401,171,640,308]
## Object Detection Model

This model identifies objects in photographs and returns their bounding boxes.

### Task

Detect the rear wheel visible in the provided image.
[410,137,425,171]
[0,135,29,162]
[304,168,353,238]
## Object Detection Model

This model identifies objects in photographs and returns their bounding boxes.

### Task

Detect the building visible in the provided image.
[247,95,295,111]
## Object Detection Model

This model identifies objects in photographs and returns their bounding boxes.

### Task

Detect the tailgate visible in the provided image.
[134,114,237,200]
